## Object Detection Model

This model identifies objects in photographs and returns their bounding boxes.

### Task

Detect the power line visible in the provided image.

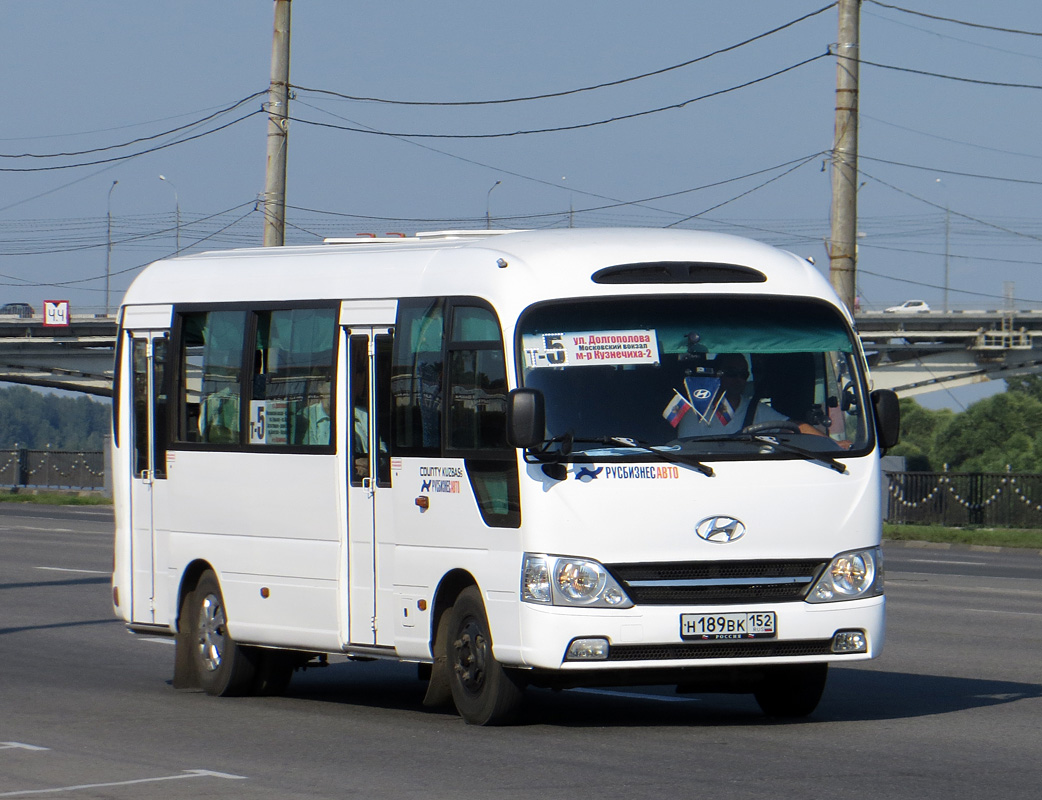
[665,154,822,227]
[863,6,1042,63]
[0,92,266,159]
[861,114,1042,162]
[864,0,1042,37]
[1,206,261,288]
[286,152,826,224]
[0,111,264,173]
[858,240,1042,269]
[0,202,257,257]
[290,53,829,139]
[292,3,837,107]
[860,154,1042,187]
[859,167,1042,244]
[853,55,1042,90]
[858,268,1042,304]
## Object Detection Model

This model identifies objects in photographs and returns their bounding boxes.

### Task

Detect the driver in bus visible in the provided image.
[675,353,822,438]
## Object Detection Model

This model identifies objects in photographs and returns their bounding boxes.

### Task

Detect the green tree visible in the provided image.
[933,390,1042,472]
[889,397,954,471]
[0,386,111,449]
[1005,373,1042,401]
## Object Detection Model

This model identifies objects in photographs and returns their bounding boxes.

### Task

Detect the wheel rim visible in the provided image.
[196,592,226,672]
[452,616,488,695]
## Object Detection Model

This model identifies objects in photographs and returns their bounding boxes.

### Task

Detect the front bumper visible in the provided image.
[513,594,885,672]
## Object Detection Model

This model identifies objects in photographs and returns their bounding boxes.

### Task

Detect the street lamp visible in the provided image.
[159,174,181,254]
[935,178,950,313]
[106,180,118,317]
[486,180,501,229]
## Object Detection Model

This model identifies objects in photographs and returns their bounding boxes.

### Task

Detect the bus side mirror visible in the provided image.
[507,388,545,449]
[871,389,900,450]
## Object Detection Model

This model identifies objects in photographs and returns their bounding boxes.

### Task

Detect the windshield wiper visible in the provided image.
[677,432,847,474]
[526,433,714,477]
[751,435,848,474]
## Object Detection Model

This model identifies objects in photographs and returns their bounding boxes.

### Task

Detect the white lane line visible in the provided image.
[900,558,988,566]
[569,688,700,703]
[0,743,49,752]
[138,637,176,646]
[1,527,79,534]
[0,769,246,797]
[35,567,109,575]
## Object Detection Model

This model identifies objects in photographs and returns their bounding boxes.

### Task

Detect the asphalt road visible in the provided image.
[2,504,1040,799]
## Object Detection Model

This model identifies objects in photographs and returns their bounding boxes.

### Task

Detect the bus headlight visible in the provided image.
[807,547,884,603]
[522,554,633,609]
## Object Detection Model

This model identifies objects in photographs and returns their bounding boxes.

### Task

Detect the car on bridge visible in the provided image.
[0,302,35,318]
[884,299,930,314]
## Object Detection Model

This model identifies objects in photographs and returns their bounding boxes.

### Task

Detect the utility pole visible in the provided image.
[263,0,291,247]
[106,180,118,317]
[828,0,859,312]
[943,206,950,313]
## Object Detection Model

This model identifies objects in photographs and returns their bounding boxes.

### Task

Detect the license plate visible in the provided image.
[680,611,776,640]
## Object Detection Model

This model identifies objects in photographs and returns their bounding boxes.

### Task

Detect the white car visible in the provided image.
[884,300,930,313]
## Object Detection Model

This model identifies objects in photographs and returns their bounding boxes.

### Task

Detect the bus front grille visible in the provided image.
[608,639,835,661]
[605,559,828,605]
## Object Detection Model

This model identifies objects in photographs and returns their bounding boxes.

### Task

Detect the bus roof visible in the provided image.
[119,227,841,318]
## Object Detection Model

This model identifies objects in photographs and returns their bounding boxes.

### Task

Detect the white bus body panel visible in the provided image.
[111,229,885,681]
[158,451,343,652]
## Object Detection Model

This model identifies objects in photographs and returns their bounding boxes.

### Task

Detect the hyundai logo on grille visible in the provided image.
[696,516,746,543]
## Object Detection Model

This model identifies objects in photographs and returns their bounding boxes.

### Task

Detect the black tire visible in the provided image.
[446,586,525,725]
[186,570,259,697]
[753,663,829,718]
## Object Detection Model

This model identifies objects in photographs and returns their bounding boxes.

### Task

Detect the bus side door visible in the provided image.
[342,322,394,645]
[128,330,168,624]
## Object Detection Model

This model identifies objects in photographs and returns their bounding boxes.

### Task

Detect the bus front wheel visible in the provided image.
[446,586,525,725]
[185,570,259,697]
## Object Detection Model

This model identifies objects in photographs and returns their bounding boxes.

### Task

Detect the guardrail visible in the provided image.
[0,449,106,491]
[886,470,1042,528]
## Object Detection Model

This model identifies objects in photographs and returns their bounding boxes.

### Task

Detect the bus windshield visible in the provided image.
[517,296,871,459]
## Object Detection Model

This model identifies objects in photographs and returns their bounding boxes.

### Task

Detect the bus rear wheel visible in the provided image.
[186,571,259,697]
[446,586,525,725]
[753,663,828,718]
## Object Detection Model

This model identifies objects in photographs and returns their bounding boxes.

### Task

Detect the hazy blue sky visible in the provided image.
[4,0,1042,396]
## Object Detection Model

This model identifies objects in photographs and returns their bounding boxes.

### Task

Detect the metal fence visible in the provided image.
[886,470,1042,528]
[0,449,106,491]
[4,453,1042,522]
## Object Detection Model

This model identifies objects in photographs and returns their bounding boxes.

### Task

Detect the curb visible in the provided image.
[883,538,1042,557]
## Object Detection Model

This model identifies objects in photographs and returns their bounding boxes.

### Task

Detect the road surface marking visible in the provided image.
[570,688,699,703]
[36,567,109,575]
[0,769,246,797]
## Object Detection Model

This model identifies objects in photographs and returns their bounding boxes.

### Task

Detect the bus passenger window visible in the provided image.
[447,305,508,453]
[391,299,444,455]
[176,310,247,445]
[250,307,336,447]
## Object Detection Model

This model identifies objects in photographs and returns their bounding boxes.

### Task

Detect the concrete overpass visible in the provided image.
[857,309,1042,397]
[2,309,1042,400]
[0,314,117,397]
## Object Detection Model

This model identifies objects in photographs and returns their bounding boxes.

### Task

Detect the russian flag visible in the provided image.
[662,390,694,428]
[714,396,734,426]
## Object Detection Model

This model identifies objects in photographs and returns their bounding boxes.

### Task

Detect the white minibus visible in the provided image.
[111,228,899,724]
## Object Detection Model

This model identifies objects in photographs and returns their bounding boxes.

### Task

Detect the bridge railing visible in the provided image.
[0,449,105,491]
[886,470,1042,528]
